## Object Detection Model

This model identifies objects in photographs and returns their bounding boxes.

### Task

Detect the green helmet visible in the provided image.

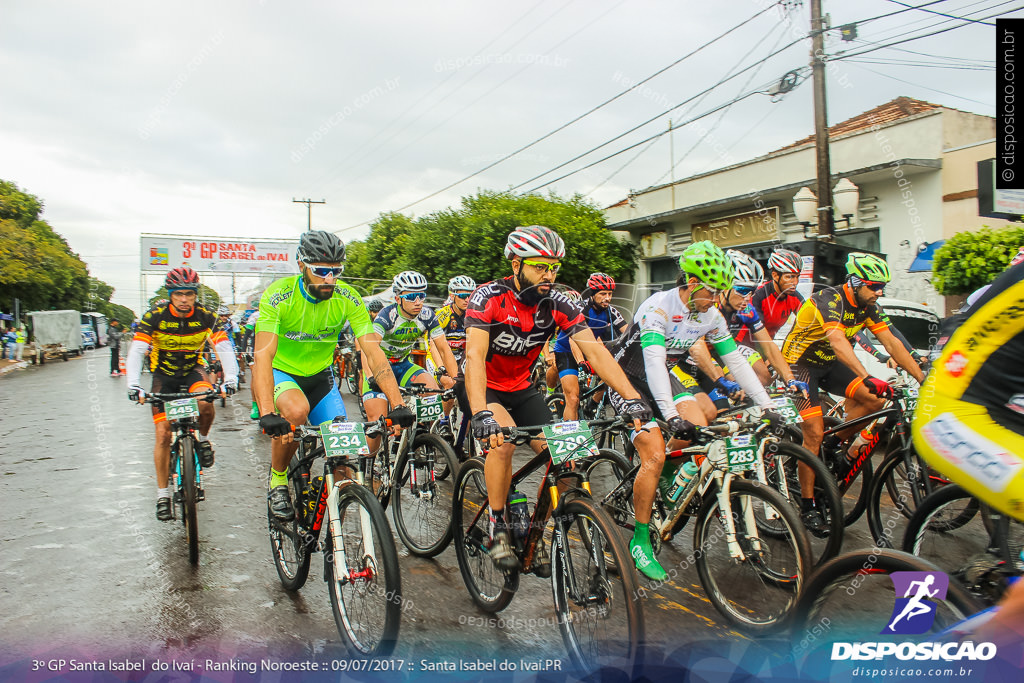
[678,241,734,291]
[846,252,891,283]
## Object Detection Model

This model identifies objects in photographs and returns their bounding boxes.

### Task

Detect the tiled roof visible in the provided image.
[773,96,943,152]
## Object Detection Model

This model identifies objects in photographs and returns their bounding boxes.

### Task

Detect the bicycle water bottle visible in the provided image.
[665,461,699,503]
[507,489,529,541]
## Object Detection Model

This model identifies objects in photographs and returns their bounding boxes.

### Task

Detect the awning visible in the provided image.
[908,240,945,273]
[0,313,13,321]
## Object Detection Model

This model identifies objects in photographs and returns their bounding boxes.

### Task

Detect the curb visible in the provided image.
[0,360,29,376]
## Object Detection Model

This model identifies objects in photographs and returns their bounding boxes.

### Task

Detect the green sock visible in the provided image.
[270,468,288,488]
[630,523,668,580]
[633,522,651,545]
[250,401,259,419]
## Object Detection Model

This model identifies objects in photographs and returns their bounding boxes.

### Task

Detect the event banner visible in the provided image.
[140,235,300,274]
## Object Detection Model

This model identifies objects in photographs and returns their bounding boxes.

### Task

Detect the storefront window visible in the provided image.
[647,258,678,292]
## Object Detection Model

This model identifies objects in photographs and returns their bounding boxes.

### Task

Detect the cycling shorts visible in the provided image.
[606,367,698,435]
[151,369,212,424]
[554,351,580,379]
[361,357,427,401]
[913,389,1024,522]
[273,366,347,426]
[484,387,553,428]
[790,362,861,420]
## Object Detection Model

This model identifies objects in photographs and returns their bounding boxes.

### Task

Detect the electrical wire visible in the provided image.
[884,0,996,25]
[336,2,782,232]
[844,61,993,107]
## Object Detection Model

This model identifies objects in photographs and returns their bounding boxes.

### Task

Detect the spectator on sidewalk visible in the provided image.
[108,319,123,375]
[0,326,8,360]
[13,326,26,362]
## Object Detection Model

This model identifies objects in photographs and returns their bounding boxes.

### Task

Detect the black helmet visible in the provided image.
[296,230,346,264]
[366,298,385,315]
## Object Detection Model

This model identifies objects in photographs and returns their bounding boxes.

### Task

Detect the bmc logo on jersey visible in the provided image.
[492,330,547,355]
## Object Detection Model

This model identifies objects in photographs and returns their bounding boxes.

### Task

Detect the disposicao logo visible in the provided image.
[883,571,947,635]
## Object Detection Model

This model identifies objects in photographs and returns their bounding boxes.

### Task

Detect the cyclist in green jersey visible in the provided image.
[253,231,414,521]
[362,270,459,454]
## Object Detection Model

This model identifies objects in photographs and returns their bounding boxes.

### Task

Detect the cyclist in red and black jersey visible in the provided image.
[750,248,805,339]
[465,225,664,578]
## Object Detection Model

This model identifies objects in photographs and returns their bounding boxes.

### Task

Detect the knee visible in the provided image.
[155,425,171,447]
[280,406,308,426]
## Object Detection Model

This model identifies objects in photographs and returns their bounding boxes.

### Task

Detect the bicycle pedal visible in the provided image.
[173,491,183,505]
[196,488,205,502]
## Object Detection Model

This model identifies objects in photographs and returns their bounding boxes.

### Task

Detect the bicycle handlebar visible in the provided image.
[293,417,389,441]
[143,388,223,404]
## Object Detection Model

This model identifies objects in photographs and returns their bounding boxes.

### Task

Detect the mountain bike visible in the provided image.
[452,418,643,673]
[268,417,402,657]
[334,341,358,395]
[364,384,459,557]
[902,484,1023,607]
[546,374,624,452]
[865,442,952,548]
[143,388,222,564]
[587,413,813,632]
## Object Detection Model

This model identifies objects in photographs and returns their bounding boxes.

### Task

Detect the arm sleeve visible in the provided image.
[214,338,239,382]
[641,343,679,420]
[125,339,150,389]
[720,347,772,407]
[853,331,888,360]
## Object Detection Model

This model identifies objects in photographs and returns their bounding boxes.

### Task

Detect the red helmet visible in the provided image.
[504,225,565,260]
[165,267,200,291]
[586,272,615,292]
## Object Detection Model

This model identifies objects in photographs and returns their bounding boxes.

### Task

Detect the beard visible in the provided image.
[515,271,552,306]
[302,271,335,301]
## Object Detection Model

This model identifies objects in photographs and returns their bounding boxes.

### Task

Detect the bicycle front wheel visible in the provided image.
[452,458,518,613]
[325,482,402,657]
[551,495,643,674]
[694,478,812,633]
[268,455,312,590]
[790,549,983,647]
[902,484,994,578]
[179,437,200,565]
[392,433,458,557]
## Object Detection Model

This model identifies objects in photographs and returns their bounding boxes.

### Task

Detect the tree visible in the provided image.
[344,190,638,293]
[932,226,1024,295]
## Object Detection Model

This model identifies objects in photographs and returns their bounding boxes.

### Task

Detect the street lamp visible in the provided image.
[792,179,859,238]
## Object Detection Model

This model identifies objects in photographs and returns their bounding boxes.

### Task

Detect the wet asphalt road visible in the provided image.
[0,350,890,678]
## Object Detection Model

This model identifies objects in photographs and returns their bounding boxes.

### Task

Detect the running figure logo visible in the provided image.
[882,571,949,635]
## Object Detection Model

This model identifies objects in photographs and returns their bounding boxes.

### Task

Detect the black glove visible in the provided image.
[620,398,653,423]
[387,404,415,429]
[127,387,144,402]
[761,409,787,432]
[471,410,502,440]
[222,381,237,396]
[259,413,293,437]
[667,416,697,442]
[863,376,895,400]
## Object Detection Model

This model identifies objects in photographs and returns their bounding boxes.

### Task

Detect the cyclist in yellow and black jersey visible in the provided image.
[126,268,238,521]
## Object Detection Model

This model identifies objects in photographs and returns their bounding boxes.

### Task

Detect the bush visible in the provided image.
[932,226,1024,295]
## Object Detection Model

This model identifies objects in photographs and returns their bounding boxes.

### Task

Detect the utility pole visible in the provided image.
[292,198,326,232]
[810,0,834,240]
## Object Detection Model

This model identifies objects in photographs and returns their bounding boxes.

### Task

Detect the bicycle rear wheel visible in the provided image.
[179,437,200,565]
[326,482,402,657]
[268,455,312,590]
[790,549,983,647]
[760,440,844,567]
[694,478,812,633]
[551,495,643,673]
[392,433,458,557]
[902,485,1000,583]
[867,445,943,548]
[452,458,518,612]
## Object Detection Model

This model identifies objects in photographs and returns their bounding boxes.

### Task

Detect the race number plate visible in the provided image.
[725,434,759,473]
[903,385,919,415]
[413,394,444,423]
[165,398,200,420]
[771,396,803,424]
[543,421,600,465]
[320,421,370,457]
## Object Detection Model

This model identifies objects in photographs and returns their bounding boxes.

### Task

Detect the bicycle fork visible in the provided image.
[325,475,379,584]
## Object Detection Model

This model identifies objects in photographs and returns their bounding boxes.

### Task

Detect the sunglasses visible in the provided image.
[399,292,427,301]
[861,281,886,293]
[308,265,344,278]
[453,291,472,299]
[732,285,756,297]
[522,259,562,274]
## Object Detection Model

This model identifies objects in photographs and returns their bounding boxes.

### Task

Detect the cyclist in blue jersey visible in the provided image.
[553,274,628,419]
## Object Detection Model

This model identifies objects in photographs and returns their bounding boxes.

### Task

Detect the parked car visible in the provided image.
[81,325,97,350]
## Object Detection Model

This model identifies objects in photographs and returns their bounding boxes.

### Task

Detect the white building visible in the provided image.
[604,97,1009,314]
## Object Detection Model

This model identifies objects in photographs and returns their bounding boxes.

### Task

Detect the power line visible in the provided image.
[844,60,993,107]
[883,0,996,25]
[509,34,805,193]
[844,57,994,69]
[830,4,1023,61]
[336,2,782,232]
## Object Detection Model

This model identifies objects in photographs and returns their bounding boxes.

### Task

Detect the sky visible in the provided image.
[0,0,1014,313]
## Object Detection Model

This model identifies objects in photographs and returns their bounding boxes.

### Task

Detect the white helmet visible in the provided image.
[448,275,476,293]
[393,270,428,293]
[216,305,231,315]
[726,250,764,289]
[504,225,566,260]
[767,249,802,274]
